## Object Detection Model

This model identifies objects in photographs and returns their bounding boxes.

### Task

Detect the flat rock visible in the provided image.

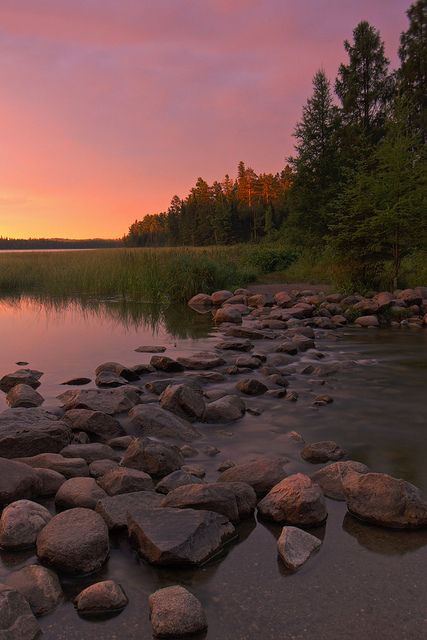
[0,500,52,549]
[203,395,245,423]
[55,477,107,510]
[224,326,271,340]
[0,458,42,507]
[95,362,139,382]
[0,369,43,393]
[128,506,235,566]
[135,345,167,353]
[61,377,91,386]
[57,387,141,415]
[156,470,204,494]
[95,491,163,530]
[89,459,119,479]
[311,460,369,500]
[0,408,71,459]
[6,384,44,408]
[258,473,327,526]
[162,483,240,522]
[122,438,183,477]
[75,580,128,616]
[215,339,253,352]
[176,352,225,370]
[277,526,322,571]
[159,384,205,423]
[149,585,207,638]
[15,453,89,478]
[0,583,40,639]
[301,441,346,463]
[98,467,153,496]
[5,565,62,616]
[60,443,119,463]
[37,508,109,574]
[128,404,200,442]
[63,409,123,441]
[343,471,427,529]
[150,356,184,372]
[218,456,287,497]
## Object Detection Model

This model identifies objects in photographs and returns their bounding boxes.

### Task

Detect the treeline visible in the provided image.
[125,0,426,289]
[0,238,123,250]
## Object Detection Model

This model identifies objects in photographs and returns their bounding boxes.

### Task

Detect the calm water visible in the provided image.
[0,296,426,640]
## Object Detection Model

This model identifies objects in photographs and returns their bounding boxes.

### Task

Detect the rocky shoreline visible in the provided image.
[0,285,426,638]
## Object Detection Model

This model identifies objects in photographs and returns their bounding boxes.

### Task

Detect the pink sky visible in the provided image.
[0,0,410,238]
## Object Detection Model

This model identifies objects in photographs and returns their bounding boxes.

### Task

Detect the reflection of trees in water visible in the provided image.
[0,294,213,340]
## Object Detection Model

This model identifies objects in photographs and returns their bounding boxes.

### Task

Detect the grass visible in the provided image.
[0,245,295,304]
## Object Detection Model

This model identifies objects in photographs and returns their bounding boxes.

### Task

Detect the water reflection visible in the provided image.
[342,512,427,556]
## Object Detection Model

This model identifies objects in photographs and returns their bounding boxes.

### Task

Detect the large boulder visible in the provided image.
[0,583,40,639]
[343,471,427,529]
[311,460,369,500]
[55,477,107,510]
[213,307,242,324]
[122,438,183,477]
[203,395,245,423]
[277,526,322,571]
[159,384,205,423]
[75,580,128,616]
[36,508,110,574]
[218,456,287,497]
[211,290,233,305]
[95,491,163,530]
[89,459,119,479]
[5,565,62,616]
[258,473,327,526]
[188,293,212,307]
[0,369,43,393]
[15,453,89,478]
[0,408,71,459]
[217,481,257,519]
[0,500,52,550]
[34,468,66,497]
[355,315,379,328]
[162,483,240,522]
[57,387,141,414]
[6,384,44,409]
[176,352,225,370]
[60,443,119,463]
[301,441,346,464]
[97,467,153,496]
[149,586,207,638]
[128,506,235,566]
[63,409,123,441]
[128,404,200,441]
[0,458,41,507]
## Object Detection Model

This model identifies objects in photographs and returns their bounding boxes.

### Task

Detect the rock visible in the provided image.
[218,456,287,497]
[6,384,44,409]
[0,458,42,507]
[219,481,257,518]
[37,508,109,574]
[149,585,207,638]
[301,441,346,463]
[61,377,91,386]
[95,362,139,382]
[214,306,242,324]
[150,356,184,372]
[98,467,153,495]
[311,460,369,500]
[203,445,220,457]
[292,335,315,351]
[258,473,327,526]
[0,583,40,639]
[89,459,119,478]
[63,409,123,441]
[235,355,262,369]
[108,435,134,449]
[396,288,422,306]
[0,369,43,393]
[55,477,107,510]
[236,378,268,396]
[217,460,235,472]
[162,483,240,522]
[353,299,379,315]
[276,341,298,355]
[95,371,128,388]
[75,580,128,616]
[57,387,141,414]
[159,384,205,422]
[177,352,225,370]
[156,470,203,494]
[224,327,270,340]
[0,408,71,459]
[277,526,322,571]
[128,507,235,566]
[34,468,66,496]
[5,565,62,616]
[203,395,245,423]
[343,471,427,529]
[122,438,183,477]
[16,453,89,478]
[60,443,119,463]
[313,394,333,406]
[135,345,167,353]
[0,500,52,549]
[129,403,201,442]
[266,374,288,388]
[215,339,253,352]
[211,290,233,305]
[188,293,212,307]
[182,464,206,479]
[179,444,198,458]
[95,491,163,530]
[274,291,293,307]
[355,315,379,328]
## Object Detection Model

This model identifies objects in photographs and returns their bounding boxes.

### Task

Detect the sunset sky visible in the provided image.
[0,0,410,239]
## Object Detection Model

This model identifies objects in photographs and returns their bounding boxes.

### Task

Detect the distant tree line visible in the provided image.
[0,238,123,250]
[124,1,427,289]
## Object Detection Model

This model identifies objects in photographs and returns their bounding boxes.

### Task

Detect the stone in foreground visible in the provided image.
[258,473,327,526]
[5,565,62,616]
[149,585,207,638]
[161,483,240,522]
[37,508,109,574]
[0,500,52,550]
[0,458,41,507]
[277,526,322,571]
[128,507,235,566]
[0,408,71,459]
[0,369,43,393]
[95,491,163,530]
[6,384,44,408]
[343,471,427,529]
[54,477,107,510]
[75,580,128,616]
[63,409,123,441]
[218,456,287,497]
[0,583,40,639]
[311,460,369,500]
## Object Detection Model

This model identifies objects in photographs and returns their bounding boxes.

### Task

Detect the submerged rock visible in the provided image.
[149,585,207,638]
[301,441,346,463]
[203,395,245,423]
[277,526,322,571]
[75,580,128,616]
[128,404,201,441]
[258,473,327,526]
[5,565,62,616]
[218,456,287,497]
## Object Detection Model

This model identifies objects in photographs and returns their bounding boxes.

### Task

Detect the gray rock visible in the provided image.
[277,526,322,571]
[6,384,44,409]
[89,459,119,479]
[95,371,128,388]
[182,464,206,479]
[128,507,235,566]
[0,583,40,639]
[15,453,89,478]
[95,491,163,530]
[203,395,245,423]
[276,341,298,355]
[135,345,167,353]
[311,460,369,500]
[0,369,43,393]
[0,408,71,459]
[156,470,204,494]
[128,404,200,441]
[108,435,134,449]
[95,362,139,382]
[258,473,327,526]
[57,387,141,414]
[122,438,183,477]
[218,456,287,497]
[98,467,153,496]
[149,585,207,638]
[159,384,205,423]
[215,339,253,352]
[301,441,346,463]
[75,580,128,616]
[162,483,240,522]
[150,356,184,372]
[60,443,119,463]
[176,352,225,370]
[0,458,42,507]
[34,468,66,497]
[219,481,257,519]
[63,409,123,441]
[236,378,268,396]
[55,477,107,510]
[37,508,109,574]
[5,565,62,616]
[0,500,52,550]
